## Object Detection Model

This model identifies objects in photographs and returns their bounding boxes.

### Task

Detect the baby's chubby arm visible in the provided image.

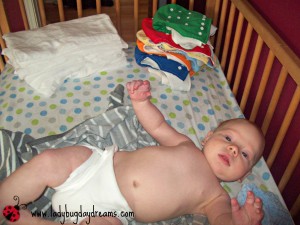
[126,80,191,146]
[205,191,264,225]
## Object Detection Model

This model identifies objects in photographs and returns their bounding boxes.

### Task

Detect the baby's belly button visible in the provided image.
[133,180,139,188]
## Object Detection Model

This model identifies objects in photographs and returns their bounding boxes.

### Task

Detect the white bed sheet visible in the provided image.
[0,42,284,210]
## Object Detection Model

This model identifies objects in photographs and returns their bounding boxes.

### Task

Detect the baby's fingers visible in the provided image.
[126,81,135,93]
[246,191,262,210]
[126,80,143,93]
[245,191,264,219]
[254,197,263,214]
[231,198,241,213]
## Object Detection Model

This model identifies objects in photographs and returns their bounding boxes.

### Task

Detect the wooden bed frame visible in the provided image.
[0,0,299,222]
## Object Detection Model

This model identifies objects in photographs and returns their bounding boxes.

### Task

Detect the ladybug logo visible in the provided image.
[2,195,27,222]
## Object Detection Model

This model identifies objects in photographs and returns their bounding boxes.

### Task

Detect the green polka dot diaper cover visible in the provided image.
[153,4,212,44]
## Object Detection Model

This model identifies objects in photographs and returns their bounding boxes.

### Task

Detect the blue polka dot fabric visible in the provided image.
[0,42,282,203]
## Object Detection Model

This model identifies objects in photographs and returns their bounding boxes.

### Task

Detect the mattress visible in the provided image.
[0,42,284,218]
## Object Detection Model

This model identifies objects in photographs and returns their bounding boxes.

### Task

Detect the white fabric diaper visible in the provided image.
[51,145,133,225]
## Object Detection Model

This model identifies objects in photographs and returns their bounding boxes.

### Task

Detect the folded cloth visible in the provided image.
[136,30,202,71]
[142,18,212,57]
[134,45,189,81]
[2,14,126,63]
[153,4,212,45]
[136,39,195,76]
[2,14,128,97]
[17,47,127,97]
[237,183,294,225]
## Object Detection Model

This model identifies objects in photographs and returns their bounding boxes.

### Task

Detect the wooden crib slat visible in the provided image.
[18,0,29,30]
[208,0,220,47]
[0,23,6,49]
[291,193,300,217]
[0,27,8,69]
[0,0,10,34]
[278,141,300,192]
[232,24,253,96]
[240,36,263,112]
[213,0,221,25]
[226,12,244,84]
[76,0,83,18]
[57,0,65,22]
[115,0,121,34]
[134,0,139,34]
[96,0,101,14]
[249,51,275,122]
[188,0,194,11]
[220,3,236,70]
[206,0,217,21]
[0,26,4,71]
[267,86,300,168]
[215,0,228,58]
[152,0,158,17]
[0,56,4,72]
[261,67,288,134]
[37,0,47,26]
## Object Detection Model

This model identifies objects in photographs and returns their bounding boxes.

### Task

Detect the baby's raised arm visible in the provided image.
[126,80,190,146]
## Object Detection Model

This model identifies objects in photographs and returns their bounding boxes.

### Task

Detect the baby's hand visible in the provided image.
[126,80,151,101]
[231,191,264,225]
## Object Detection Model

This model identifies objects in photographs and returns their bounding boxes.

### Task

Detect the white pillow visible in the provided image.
[2,14,128,97]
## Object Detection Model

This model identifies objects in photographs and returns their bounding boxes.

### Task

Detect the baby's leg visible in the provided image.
[0,145,92,224]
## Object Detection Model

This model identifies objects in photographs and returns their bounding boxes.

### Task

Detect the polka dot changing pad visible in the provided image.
[0,42,283,205]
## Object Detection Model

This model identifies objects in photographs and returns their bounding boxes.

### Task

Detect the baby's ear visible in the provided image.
[202,131,213,146]
[238,170,252,183]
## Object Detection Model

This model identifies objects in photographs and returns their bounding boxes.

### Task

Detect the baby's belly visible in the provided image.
[114,150,196,222]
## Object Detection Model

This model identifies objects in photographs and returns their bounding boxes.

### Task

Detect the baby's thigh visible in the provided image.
[36,145,93,187]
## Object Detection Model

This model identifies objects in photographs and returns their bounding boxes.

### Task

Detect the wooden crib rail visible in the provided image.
[212,0,300,219]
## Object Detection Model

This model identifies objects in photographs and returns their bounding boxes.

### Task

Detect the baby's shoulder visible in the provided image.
[177,139,199,150]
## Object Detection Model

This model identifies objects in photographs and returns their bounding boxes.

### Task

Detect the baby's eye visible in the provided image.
[242,152,248,158]
[225,136,231,141]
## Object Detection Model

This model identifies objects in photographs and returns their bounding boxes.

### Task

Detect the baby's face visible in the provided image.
[202,119,265,182]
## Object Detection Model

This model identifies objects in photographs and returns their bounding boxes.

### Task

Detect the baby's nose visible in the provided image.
[227,145,239,157]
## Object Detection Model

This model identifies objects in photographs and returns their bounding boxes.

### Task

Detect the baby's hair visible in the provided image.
[216,118,264,138]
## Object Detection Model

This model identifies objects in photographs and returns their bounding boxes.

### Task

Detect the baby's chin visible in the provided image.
[216,174,243,183]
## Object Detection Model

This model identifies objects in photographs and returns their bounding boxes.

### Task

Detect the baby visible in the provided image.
[0,80,265,225]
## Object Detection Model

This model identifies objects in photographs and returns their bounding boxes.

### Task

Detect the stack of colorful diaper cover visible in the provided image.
[134,4,217,91]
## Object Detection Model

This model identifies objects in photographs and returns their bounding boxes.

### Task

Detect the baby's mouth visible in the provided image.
[218,154,230,166]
